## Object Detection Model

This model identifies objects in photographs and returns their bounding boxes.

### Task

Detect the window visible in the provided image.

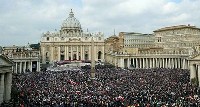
[158,37,161,42]
[47,37,49,41]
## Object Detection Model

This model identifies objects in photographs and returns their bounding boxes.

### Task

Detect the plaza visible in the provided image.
[1,9,200,106]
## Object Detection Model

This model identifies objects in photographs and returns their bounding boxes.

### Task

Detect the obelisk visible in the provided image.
[90,37,95,79]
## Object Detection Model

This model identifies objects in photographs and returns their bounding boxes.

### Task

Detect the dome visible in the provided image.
[61,9,81,29]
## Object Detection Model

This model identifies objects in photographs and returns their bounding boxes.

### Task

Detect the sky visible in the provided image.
[0,0,200,46]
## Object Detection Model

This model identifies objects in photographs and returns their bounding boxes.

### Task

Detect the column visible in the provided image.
[120,58,124,68]
[102,46,105,61]
[77,46,79,60]
[165,58,168,68]
[139,58,142,68]
[177,58,180,69]
[168,58,171,69]
[197,64,200,87]
[4,72,12,102]
[51,46,54,62]
[136,58,138,69]
[182,59,186,69]
[189,64,196,81]
[172,58,174,68]
[187,60,190,69]
[24,62,27,70]
[142,58,145,68]
[132,58,135,68]
[163,58,165,68]
[145,58,148,68]
[80,45,83,60]
[127,58,130,68]
[30,61,32,72]
[89,45,91,60]
[0,74,4,103]
[19,62,22,73]
[175,58,177,68]
[58,46,60,61]
[150,58,152,68]
[67,46,69,60]
[160,58,162,68]
[15,62,18,74]
[155,58,158,68]
[82,46,85,60]
[71,46,73,60]
[198,65,200,87]
[37,61,40,71]
[24,62,26,73]
[65,46,67,60]
[153,58,155,68]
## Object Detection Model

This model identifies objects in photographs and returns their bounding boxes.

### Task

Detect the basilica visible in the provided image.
[40,9,104,64]
[1,9,200,86]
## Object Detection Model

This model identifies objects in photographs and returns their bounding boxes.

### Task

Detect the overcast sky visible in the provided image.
[0,0,200,46]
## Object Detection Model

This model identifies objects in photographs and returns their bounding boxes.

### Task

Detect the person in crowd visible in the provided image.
[2,64,200,107]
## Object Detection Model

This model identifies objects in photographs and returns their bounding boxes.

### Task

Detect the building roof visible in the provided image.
[120,32,152,36]
[0,54,14,66]
[154,24,200,32]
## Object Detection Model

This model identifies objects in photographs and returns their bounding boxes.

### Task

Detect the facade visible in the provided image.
[104,35,120,54]
[105,24,200,70]
[2,45,40,73]
[40,10,104,64]
[154,25,200,54]
[0,55,13,104]
[123,32,154,48]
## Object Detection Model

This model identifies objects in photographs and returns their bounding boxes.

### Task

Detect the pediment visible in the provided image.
[0,55,13,66]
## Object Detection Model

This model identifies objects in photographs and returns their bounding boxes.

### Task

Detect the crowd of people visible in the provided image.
[2,64,200,107]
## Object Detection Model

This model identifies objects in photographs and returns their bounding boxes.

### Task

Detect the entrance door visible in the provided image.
[60,55,64,61]
[73,54,77,60]
[98,51,102,60]
[85,54,88,60]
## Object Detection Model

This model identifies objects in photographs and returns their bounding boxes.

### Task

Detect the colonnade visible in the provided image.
[43,45,104,63]
[61,45,90,61]
[117,57,189,69]
[14,61,40,73]
[0,72,12,104]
